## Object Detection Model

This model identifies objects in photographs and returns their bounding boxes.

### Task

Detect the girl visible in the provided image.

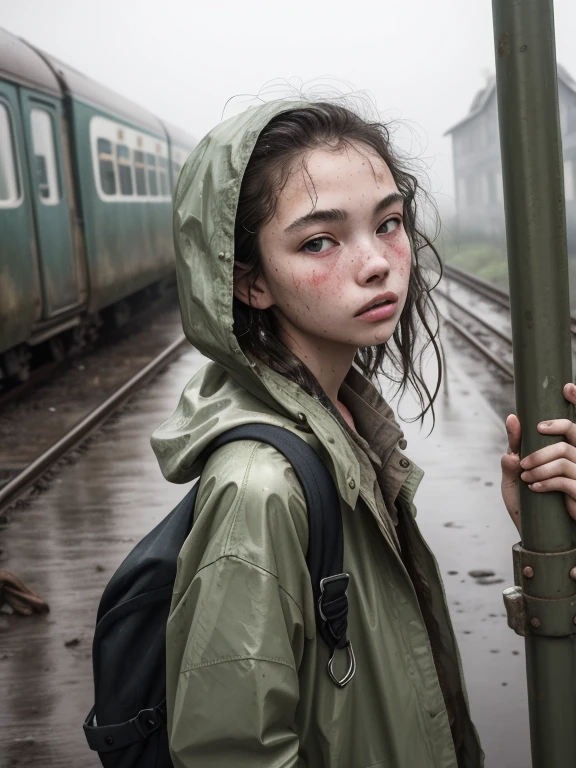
[151,99,576,768]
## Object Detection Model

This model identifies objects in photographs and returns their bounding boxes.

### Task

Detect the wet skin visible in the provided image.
[233,142,411,409]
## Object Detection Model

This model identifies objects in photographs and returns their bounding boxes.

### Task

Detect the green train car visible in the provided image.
[0,28,195,383]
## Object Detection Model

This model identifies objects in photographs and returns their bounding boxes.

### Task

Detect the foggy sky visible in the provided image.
[4,0,576,219]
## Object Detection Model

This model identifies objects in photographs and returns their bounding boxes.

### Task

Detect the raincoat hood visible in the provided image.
[151,100,371,505]
[173,100,309,392]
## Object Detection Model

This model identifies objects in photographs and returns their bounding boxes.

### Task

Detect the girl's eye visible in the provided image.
[301,237,337,254]
[378,217,402,235]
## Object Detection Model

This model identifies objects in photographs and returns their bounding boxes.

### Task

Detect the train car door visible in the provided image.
[19,89,79,317]
[0,80,40,354]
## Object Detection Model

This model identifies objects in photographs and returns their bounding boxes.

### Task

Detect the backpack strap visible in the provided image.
[83,699,166,752]
[207,424,355,687]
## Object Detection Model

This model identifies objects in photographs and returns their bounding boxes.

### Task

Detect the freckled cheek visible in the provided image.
[299,263,341,296]
[389,237,412,276]
[390,234,411,259]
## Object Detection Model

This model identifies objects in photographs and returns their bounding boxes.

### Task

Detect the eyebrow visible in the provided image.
[284,192,404,235]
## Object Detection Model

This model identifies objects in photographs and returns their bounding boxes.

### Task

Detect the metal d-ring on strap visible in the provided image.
[318,573,356,687]
[327,641,356,687]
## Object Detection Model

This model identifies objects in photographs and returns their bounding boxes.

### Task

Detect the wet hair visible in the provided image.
[233,102,442,426]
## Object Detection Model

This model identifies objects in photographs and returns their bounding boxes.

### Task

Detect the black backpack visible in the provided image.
[83,423,355,768]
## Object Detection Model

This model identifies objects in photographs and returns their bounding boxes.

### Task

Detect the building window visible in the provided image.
[478,117,488,149]
[158,156,169,196]
[30,108,60,205]
[465,176,477,206]
[568,102,576,133]
[457,178,466,208]
[480,173,489,204]
[560,98,569,135]
[496,171,504,203]
[97,138,116,196]
[0,102,20,206]
[146,153,158,196]
[133,150,147,196]
[116,144,133,195]
[565,160,574,201]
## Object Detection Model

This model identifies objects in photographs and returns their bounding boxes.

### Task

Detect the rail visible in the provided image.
[0,335,187,512]
[444,263,576,336]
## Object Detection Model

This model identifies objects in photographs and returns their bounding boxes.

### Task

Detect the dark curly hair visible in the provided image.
[233,102,443,426]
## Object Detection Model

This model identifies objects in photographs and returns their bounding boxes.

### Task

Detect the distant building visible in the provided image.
[445,66,576,242]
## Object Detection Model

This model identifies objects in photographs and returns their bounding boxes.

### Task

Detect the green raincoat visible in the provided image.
[151,101,484,768]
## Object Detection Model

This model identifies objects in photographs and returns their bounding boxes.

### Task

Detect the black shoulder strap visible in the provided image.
[207,424,355,687]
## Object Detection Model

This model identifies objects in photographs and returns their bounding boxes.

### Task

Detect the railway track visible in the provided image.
[438,265,514,380]
[0,334,187,513]
[443,264,510,309]
[439,263,576,381]
[444,262,576,334]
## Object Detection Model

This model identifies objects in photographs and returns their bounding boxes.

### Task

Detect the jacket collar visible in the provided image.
[261,362,423,515]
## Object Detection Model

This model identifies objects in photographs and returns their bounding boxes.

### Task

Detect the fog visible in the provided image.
[4,0,576,218]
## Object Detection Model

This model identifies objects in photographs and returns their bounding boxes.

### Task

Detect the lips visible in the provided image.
[354,292,399,317]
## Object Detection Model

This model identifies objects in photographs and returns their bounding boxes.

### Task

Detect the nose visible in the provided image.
[356,242,391,285]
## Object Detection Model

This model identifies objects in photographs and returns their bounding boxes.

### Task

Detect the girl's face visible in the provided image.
[237,142,412,368]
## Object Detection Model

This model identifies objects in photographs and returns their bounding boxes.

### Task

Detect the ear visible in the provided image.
[233,261,275,310]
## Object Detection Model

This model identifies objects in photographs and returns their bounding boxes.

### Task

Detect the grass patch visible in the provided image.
[442,241,509,291]
[440,240,576,313]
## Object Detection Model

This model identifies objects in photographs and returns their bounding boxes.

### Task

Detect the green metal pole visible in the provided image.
[492,1,576,765]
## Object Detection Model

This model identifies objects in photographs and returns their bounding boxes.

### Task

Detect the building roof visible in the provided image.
[444,65,576,136]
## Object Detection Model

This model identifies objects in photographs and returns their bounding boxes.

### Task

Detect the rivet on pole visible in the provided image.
[570,567,576,580]
[530,618,541,629]
[523,566,534,578]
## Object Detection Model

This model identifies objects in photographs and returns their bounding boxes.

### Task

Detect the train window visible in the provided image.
[146,153,158,196]
[0,103,20,206]
[30,108,60,205]
[158,156,169,196]
[116,144,133,196]
[90,116,171,202]
[133,150,147,196]
[97,138,116,195]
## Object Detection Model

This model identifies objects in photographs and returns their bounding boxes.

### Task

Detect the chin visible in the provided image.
[349,333,393,351]
[370,324,397,346]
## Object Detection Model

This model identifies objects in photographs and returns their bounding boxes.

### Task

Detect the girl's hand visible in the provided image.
[501,382,576,533]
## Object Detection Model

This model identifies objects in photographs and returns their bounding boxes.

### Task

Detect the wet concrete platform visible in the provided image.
[0,339,529,767]
[389,350,529,768]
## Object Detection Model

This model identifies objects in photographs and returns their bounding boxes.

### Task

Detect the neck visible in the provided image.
[277,325,356,406]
